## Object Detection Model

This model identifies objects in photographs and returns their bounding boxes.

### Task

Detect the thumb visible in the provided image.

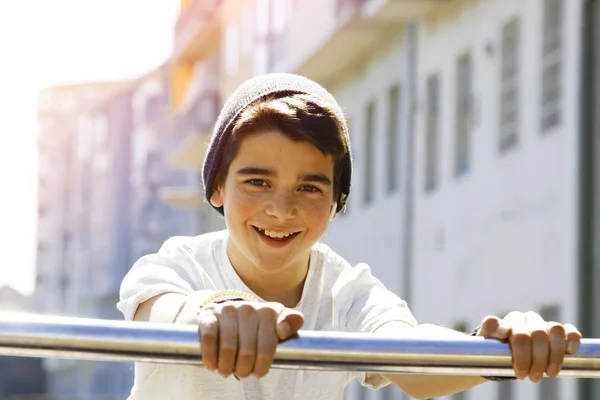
[275,309,304,340]
[478,317,512,340]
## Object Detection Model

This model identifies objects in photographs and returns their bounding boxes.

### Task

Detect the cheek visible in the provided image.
[299,200,332,227]
[225,186,264,218]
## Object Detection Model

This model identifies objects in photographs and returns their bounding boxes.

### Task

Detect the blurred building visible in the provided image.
[36,81,137,397]
[0,286,46,398]
[0,285,31,311]
[34,50,230,397]
[36,82,127,318]
[162,0,249,232]
[130,61,203,262]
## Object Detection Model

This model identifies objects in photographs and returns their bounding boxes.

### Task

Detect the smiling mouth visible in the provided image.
[253,226,300,241]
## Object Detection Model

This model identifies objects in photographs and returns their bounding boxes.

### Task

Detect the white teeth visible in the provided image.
[258,228,294,239]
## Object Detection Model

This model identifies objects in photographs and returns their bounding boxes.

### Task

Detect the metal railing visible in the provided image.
[0,312,599,378]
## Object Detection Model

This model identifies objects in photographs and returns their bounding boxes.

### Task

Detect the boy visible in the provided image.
[118,73,581,399]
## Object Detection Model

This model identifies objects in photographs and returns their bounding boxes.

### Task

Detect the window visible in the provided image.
[500,17,520,153]
[425,74,440,192]
[253,0,270,75]
[224,24,239,76]
[541,0,563,131]
[539,305,561,400]
[387,84,401,193]
[455,53,473,176]
[255,0,269,37]
[241,5,254,54]
[269,0,289,69]
[364,101,376,205]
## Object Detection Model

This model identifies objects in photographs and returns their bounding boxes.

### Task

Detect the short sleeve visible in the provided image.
[117,236,207,322]
[342,263,418,390]
[344,263,417,333]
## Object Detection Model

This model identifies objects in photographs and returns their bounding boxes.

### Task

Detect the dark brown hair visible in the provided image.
[214,93,348,200]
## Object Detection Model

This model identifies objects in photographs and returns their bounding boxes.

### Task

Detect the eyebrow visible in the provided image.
[302,174,332,186]
[235,167,332,186]
[236,167,274,176]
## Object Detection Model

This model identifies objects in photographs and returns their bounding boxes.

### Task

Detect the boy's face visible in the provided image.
[211,130,336,276]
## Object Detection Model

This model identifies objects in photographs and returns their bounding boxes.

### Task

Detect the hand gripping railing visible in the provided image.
[0,313,599,378]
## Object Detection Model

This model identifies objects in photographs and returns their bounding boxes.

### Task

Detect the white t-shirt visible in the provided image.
[117,230,417,400]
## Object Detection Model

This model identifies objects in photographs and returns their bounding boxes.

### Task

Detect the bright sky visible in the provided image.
[0,1,179,295]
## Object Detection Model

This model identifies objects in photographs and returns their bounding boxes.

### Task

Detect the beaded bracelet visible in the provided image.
[202,289,259,308]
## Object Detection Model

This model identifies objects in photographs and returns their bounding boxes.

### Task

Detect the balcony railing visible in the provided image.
[280,0,446,85]
[1,313,599,378]
[361,0,447,23]
[159,187,204,209]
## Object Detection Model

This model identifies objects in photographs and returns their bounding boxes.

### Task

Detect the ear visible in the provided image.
[329,202,337,221]
[210,186,224,208]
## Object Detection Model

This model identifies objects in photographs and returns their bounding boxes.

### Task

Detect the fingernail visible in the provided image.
[278,321,291,338]
[516,370,527,380]
[532,372,543,382]
[497,322,510,336]
[546,363,558,377]
[568,340,577,353]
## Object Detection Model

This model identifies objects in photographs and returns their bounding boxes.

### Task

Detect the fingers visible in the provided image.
[478,315,510,340]
[197,307,219,371]
[197,301,303,379]
[564,323,582,354]
[216,304,239,377]
[254,311,279,378]
[546,322,566,378]
[276,309,305,340]
[233,303,259,378]
[503,312,533,380]
[525,312,549,383]
[489,311,582,383]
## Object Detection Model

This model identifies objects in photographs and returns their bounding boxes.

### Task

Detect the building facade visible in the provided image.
[130,62,202,262]
[412,0,597,399]
[36,82,134,397]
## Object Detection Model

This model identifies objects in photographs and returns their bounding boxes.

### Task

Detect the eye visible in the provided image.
[246,179,269,187]
[299,185,322,193]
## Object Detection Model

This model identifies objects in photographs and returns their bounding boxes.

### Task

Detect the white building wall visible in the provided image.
[320,0,585,398]
[412,0,583,399]
[325,29,409,299]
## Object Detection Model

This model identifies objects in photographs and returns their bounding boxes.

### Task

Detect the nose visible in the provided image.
[265,192,297,220]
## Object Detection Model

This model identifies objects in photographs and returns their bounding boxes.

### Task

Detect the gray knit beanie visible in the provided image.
[202,73,352,215]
